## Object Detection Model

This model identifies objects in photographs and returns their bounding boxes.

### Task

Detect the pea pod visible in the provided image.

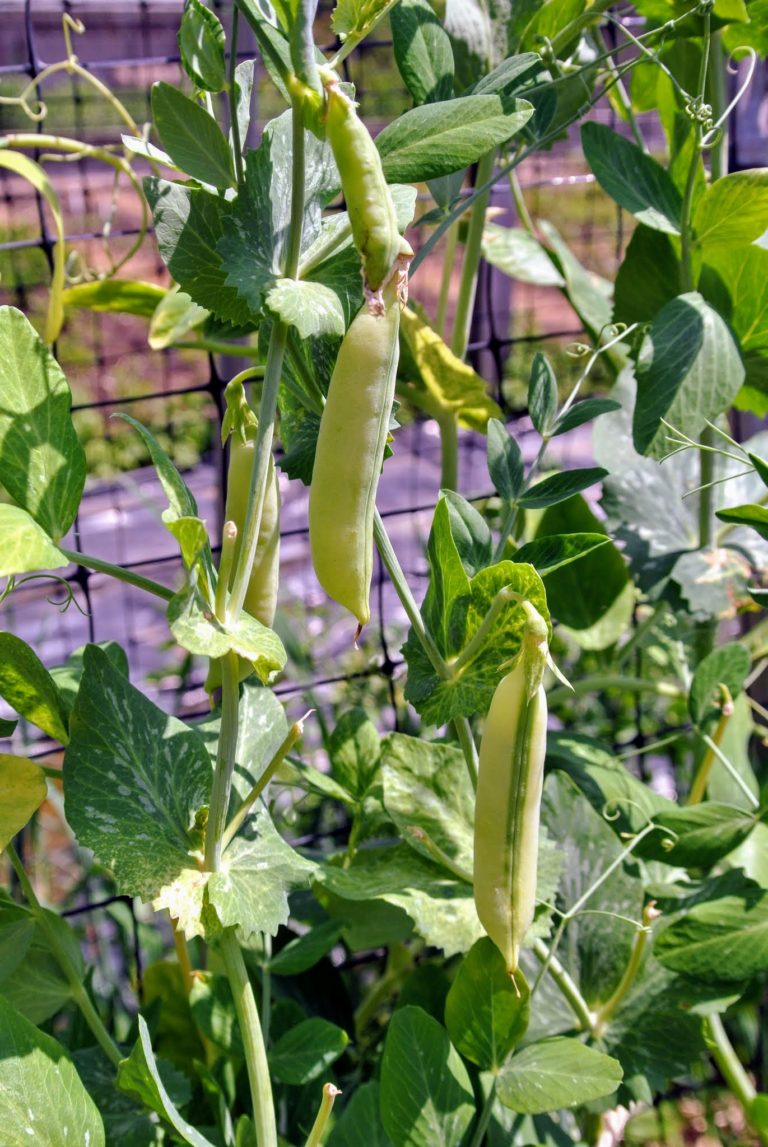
[473,602,549,977]
[308,283,400,631]
[322,72,410,300]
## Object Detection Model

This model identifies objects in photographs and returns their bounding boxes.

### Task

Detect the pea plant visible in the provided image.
[1,0,768,1143]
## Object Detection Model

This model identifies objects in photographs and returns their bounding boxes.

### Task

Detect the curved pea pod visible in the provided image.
[205,440,280,694]
[308,284,400,631]
[323,76,409,298]
[473,602,549,977]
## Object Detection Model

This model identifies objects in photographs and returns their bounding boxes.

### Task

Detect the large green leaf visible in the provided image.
[62,278,166,317]
[178,0,226,91]
[0,307,86,540]
[167,584,286,682]
[689,642,751,725]
[327,1082,392,1147]
[632,291,745,458]
[0,906,84,1024]
[0,505,67,577]
[0,755,47,851]
[444,938,530,1070]
[482,224,565,286]
[0,994,105,1146]
[380,1007,475,1147]
[497,1037,622,1114]
[582,122,682,233]
[63,645,212,900]
[0,632,69,743]
[376,95,533,182]
[512,533,611,576]
[613,225,681,324]
[268,1018,349,1084]
[391,0,455,105]
[519,468,609,509]
[654,880,768,982]
[538,220,613,341]
[635,802,761,869]
[693,169,768,252]
[151,82,234,187]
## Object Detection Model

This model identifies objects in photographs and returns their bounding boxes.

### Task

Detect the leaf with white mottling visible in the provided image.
[267,278,345,337]
[0,505,67,578]
[168,584,286,682]
[63,645,212,900]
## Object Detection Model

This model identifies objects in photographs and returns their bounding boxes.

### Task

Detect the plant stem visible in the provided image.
[452,149,495,359]
[229,5,244,185]
[59,547,174,602]
[593,28,647,151]
[593,906,654,1036]
[204,651,241,871]
[468,1079,498,1147]
[6,844,122,1067]
[435,221,458,338]
[453,717,479,791]
[706,1013,768,1145]
[547,673,683,707]
[438,411,459,492]
[688,690,733,804]
[532,938,595,1033]
[222,719,305,851]
[221,929,277,1147]
[304,1083,342,1147]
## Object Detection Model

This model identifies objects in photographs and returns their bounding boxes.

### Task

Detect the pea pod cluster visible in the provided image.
[308,282,401,632]
[473,602,550,977]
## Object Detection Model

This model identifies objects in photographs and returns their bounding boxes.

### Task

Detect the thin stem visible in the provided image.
[688,692,733,804]
[616,601,666,668]
[204,651,240,871]
[215,522,238,620]
[221,929,277,1147]
[532,938,595,1033]
[508,168,534,233]
[229,5,244,185]
[706,1014,768,1145]
[373,509,449,679]
[304,1083,342,1147]
[468,1079,498,1147]
[593,909,654,1035]
[593,27,647,151]
[262,932,273,1046]
[451,148,495,359]
[697,729,759,809]
[450,587,522,676]
[435,222,458,338]
[222,719,305,851]
[6,844,122,1067]
[171,918,194,995]
[547,673,684,708]
[453,717,479,792]
[60,547,174,601]
[438,412,459,492]
[174,338,262,359]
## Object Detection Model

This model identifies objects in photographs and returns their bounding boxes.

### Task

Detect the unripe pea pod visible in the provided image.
[322,71,411,302]
[473,601,549,978]
[308,281,400,632]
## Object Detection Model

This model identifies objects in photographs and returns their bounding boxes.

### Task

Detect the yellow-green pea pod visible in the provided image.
[205,441,280,695]
[308,284,400,631]
[473,602,549,978]
[323,76,403,295]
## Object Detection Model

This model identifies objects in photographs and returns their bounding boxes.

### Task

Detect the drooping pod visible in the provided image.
[473,602,549,977]
[322,71,411,302]
[308,282,401,631]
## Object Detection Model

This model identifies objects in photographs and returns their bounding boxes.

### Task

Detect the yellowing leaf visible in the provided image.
[399,307,501,432]
[0,754,47,850]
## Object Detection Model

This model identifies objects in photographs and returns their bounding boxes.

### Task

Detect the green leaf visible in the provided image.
[329,707,381,798]
[0,905,84,1024]
[118,1015,216,1147]
[693,169,768,252]
[145,177,254,325]
[168,584,286,682]
[266,278,345,338]
[0,307,86,540]
[64,645,212,900]
[636,802,760,868]
[528,352,558,436]
[689,642,751,725]
[391,0,454,105]
[327,1082,392,1147]
[332,0,394,39]
[377,96,534,183]
[404,551,550,726]
[189,972,243,1054]
[380,1006,475,1147]
[73,1046,158,1147]
[538,220,613,341]
[632,291,745,458]
[269,1018,349,1084]
[151,81,233,187]
[0,505,67,577]
[62,278,166,317]
[513,533,611,576]
[269,919,344,975]
[445,938,530,1070]
[519,468,608,509]
[443,490,493,574]
[613,225,681,325]
[481,224,565,286]
[0,995,105,1147]
[716,503,768,540]
[205,808,316,940]
[497,1037,623,1114]
[582,122,682,234]
[381,733,474,875]
[654,880,768,982]
[552,398,621,437]
[0,756,46,850]
[0,632,70,743]
[487,418,524,501]
[178,0,226,92]
[198,681,289,812]
[148,287,209,349]
[50,640,129,713]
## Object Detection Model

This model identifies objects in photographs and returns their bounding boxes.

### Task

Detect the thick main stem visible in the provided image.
[204,651,240,871]
[706,1014,768,1145]
[221,930,277,1147]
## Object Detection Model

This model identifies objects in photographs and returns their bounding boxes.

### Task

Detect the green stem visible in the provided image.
[435,222,458,338]
[708,33,728,182]
[451,149,495,359]
[696,728,759,809]
[229,5,244,185]
[532,938,595,1033]
[453,717,479,792]
[221,929,277,1147]
[6,844,122,1067]
[222,720,304,851]
[508,168,534,233]
[593,28,647,151]
[468,1079,498,1147]
[290,0,321,91]
[173,338,261,358]
[688,690,732,804]
[438,412,459,492]
[550,0,613,54]
[706,1014,768,1145]
[304,1083,342,1147]
[204,651,240,871]
[547,673,683,708]
[593,908,654,1035]
[59,547,174,602]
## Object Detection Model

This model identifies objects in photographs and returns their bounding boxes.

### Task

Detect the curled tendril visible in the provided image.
[566,907,654,933]
[702,46,758,149]
[1,573,88,616]
[566,342,591,358]
[537,36,557,66]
